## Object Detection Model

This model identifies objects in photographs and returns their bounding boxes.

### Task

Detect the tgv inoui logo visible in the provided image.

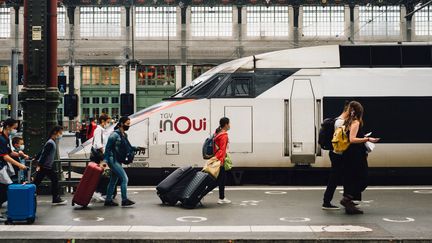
[159,113,207,134]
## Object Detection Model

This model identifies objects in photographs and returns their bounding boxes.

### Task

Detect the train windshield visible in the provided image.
[171,68,222,98]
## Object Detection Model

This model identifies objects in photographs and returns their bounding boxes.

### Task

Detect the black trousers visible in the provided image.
[33,167,59,200]
[216,166,226,200]
[343,152,368,201]
[323,151,344,204]
[0,183,7,207]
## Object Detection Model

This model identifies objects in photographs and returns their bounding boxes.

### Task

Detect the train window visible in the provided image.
[323,97,432,143]
[186,75,225,98]
[215,77,253,98]
[255,74,290,96]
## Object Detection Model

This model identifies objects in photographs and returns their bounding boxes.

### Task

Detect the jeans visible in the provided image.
[33,167,59,201]
[323,151,344,204]
[106,158,128,202]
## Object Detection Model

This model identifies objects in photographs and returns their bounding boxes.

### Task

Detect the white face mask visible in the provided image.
[10,129,17,136]
[19,145,24,151]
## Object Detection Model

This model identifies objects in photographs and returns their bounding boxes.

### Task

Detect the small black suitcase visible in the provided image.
[181,171,216,209]
[156,166,196,206]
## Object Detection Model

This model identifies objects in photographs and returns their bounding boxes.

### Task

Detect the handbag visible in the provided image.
[224,153,233,171]
[0,165,12,185]
[90,129,104,163]
[203,157,221,179]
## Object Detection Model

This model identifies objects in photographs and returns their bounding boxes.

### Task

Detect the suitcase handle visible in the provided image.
[19,159,33,184]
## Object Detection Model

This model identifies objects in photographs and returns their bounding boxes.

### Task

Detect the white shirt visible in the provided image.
[334,118,345,129]
[92,125,107,150]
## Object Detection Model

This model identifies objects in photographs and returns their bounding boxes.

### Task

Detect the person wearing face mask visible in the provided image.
[11,136,30,183]
[104,116,144,207]
[0,119,27,215]
[91,114,111,202]
[33,125,67,205]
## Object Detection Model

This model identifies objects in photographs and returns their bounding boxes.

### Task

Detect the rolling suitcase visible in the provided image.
[180,171,216,209]
[72,162,103,207]
[6,160,37,225]
[156,166,196,206]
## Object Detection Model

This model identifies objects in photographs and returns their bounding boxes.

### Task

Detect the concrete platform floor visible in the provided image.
[1,186,432,242]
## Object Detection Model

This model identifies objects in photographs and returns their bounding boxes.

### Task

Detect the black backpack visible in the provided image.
[318,118,337,150]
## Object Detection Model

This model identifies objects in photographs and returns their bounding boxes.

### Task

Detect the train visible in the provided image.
[69,43,432,184]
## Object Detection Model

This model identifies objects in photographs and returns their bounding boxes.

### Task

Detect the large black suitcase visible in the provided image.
[156,166,196,206]
[180,171,216,209]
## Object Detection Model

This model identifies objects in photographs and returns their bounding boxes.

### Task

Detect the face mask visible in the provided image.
[123,125,130,131]
[57,135,63,140]
[19,145,24,151]
[10,129,17,136]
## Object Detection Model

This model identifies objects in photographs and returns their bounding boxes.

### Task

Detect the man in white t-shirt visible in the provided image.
[322,103,349,210]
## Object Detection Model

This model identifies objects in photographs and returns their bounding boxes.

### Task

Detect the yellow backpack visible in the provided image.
[332,125,350,153]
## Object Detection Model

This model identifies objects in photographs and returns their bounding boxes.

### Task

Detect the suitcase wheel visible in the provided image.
[4,220,13,225]
[26,217,35,224]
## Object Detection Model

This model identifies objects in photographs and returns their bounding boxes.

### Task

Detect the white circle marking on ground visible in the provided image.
[73,217,105,222]
[414,190,432,194]
[238,200,261,206]
[176,216,207,223]
[382,217,415,223]
[265,191,287,195]
[280,217,311,222]
[321,225,373,232]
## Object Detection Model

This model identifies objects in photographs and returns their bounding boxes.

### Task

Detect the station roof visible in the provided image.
[0,0,425,7]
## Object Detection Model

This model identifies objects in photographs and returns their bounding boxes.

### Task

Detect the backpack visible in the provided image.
[332,125,350,153]
[318,118,337,150]
[202,134,216,159]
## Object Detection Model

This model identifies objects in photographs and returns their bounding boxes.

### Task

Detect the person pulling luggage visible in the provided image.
[91,114,111,202]
[104,116,145,207]
[0,118,27,220]
[33,125,67,205]
[214,117,231,204]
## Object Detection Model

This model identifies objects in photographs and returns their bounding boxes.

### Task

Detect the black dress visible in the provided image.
[342,127,368,201]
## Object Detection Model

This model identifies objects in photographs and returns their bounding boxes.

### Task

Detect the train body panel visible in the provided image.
[69,44,432,170]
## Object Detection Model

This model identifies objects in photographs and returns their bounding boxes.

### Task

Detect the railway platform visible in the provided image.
[1,186,432,242]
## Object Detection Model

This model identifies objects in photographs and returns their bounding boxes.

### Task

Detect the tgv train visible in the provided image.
[69,44,432,182]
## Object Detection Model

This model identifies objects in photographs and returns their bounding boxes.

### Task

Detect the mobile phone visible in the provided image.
[364,132,372,137]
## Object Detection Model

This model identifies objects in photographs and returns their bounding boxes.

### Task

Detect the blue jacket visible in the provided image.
[104,130,136,164]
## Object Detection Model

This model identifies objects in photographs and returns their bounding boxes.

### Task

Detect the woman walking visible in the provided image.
[340,101,379,214]
[214,117,231,204]
[104,116,144,207]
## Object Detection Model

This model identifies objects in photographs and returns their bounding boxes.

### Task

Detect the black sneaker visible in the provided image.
[104,200,119,206]
[52,197,67,205]
[121,199,135,207]
[322,203,340,210]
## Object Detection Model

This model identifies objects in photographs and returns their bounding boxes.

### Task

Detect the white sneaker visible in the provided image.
[92,192,105,203]
[217,198,232,204]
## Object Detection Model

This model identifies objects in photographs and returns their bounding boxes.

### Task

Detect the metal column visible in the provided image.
[19,0,60,156]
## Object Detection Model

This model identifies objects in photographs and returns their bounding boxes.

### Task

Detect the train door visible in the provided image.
[288,79,317,164]
[129,118,150,159]
[210,74,254,154]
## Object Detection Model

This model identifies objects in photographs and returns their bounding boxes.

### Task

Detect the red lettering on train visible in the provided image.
[159,114,206,134]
